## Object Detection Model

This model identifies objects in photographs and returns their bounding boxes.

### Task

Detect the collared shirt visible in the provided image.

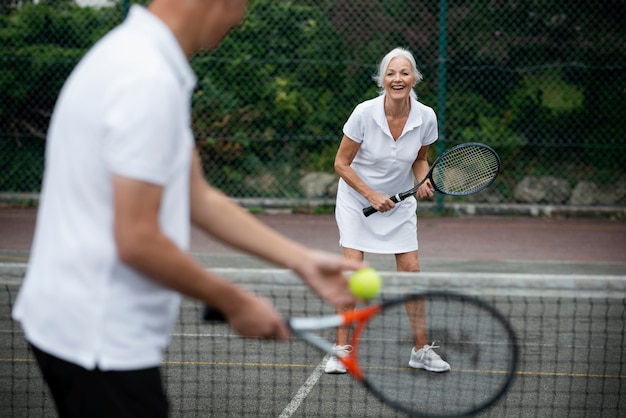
[13,5,197,371]
[341,94,438,199]
[335,94,438,253]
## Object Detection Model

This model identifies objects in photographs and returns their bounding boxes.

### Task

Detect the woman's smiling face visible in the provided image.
[383,57,416,101]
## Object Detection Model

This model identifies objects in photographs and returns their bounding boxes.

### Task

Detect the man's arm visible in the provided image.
[188,148,361,306]
[112,173,288,340]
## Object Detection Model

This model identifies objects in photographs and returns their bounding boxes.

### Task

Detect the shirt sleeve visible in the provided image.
[421,105,438,146]
[101,75,183,186]
[342,103,365,143]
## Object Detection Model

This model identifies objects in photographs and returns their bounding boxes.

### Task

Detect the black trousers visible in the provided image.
[31,344,169,418]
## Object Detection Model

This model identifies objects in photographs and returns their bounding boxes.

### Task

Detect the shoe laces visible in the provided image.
[333,345,353,357]
[419,342,442,361]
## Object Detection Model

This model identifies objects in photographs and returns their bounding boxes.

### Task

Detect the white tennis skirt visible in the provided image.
[335,190,418,254]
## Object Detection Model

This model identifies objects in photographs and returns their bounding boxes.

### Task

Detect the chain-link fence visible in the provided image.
[1,0,625,210]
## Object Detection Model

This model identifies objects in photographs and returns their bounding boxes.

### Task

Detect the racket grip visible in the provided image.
[362,195,401,217]
[202,305,226,322]
[363,206,377,217]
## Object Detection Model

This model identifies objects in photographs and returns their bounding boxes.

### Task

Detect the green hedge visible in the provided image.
[1,0,624,195]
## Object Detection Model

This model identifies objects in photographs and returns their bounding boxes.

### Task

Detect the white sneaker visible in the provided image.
[409,342,451,372]
[324,345,352,374]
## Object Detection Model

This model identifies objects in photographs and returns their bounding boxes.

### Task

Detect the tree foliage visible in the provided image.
[0,2,119,138]
[1,0,624,193]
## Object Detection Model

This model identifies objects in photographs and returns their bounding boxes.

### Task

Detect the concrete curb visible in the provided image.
[1,193,624,217]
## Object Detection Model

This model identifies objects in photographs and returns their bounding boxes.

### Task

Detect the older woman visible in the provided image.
[327,47,451,374]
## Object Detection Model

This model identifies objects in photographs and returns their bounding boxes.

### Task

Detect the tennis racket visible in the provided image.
[203,291,518,417]
[363,142,501,217]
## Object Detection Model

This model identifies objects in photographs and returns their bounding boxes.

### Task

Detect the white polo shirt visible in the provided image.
[335,94,438,253]
[13,5,197,371]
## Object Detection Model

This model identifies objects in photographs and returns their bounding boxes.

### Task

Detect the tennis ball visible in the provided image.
[349,268,382,300]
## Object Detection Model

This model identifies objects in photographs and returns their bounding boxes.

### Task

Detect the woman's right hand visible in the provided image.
[367,191,396,213]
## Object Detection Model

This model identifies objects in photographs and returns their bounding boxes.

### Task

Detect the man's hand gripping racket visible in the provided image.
[204,291,518,417]
[363,142,501,217]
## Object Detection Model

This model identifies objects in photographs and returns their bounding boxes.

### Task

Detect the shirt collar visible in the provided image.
[126,5,197,93]
[373,94,424,139]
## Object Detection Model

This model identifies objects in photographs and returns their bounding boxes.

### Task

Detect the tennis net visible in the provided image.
[2,269,625,417]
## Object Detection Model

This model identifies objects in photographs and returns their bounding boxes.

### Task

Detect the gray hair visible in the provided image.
[373,47,423,99]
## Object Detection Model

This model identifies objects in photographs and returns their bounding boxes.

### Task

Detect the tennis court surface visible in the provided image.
[1,209,625,416]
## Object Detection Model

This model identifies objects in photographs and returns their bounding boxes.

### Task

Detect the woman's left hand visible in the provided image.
[415,180,435,199]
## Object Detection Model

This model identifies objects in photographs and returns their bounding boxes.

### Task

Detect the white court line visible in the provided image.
[277,355,329,418]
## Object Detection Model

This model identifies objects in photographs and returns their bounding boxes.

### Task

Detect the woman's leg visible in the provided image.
[335,247,363,345]
[395,251,427,348]
[325,247,363,374]
[397,251,450,372]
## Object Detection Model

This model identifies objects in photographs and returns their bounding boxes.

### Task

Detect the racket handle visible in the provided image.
[362,206,377,217]
[202,305,226,321]
[362,195,401,217]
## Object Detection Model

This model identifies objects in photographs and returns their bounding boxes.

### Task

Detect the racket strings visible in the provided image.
[358,294,517,417]
[431,146,500,195]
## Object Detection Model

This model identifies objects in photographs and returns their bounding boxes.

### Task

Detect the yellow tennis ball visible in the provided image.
[349,268,382,300]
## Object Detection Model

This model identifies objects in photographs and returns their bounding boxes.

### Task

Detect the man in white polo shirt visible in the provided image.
[12,0,362,416]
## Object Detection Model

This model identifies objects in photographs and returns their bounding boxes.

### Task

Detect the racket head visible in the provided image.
[429,142,501,196]
[352,292,518,418]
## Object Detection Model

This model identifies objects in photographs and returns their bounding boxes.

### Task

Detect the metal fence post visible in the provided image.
[122,0,130,18]
[436,0,448,213]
